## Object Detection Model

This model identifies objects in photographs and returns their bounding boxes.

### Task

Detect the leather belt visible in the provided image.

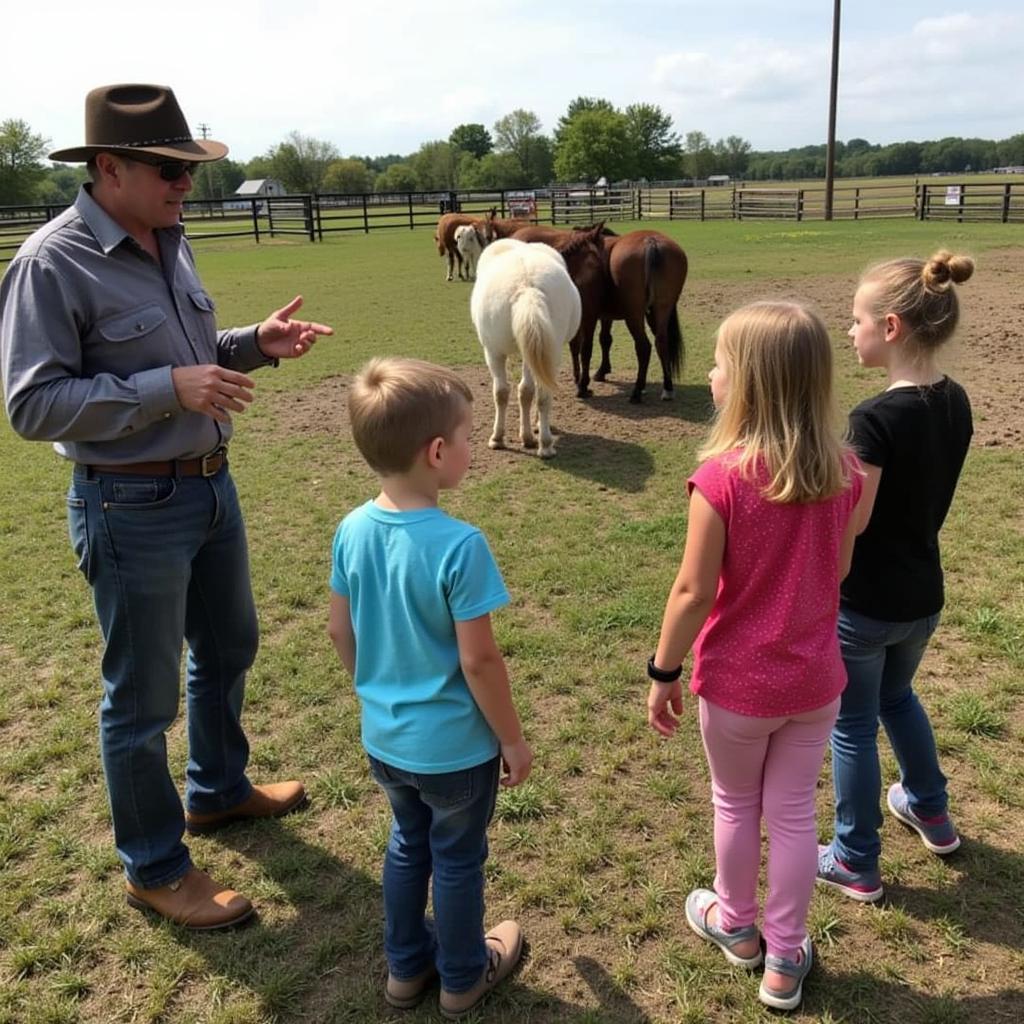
[79,447,227,478]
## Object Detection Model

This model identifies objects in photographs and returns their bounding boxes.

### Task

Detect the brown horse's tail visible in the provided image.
[644,238,684,380]
[511,287,560,392]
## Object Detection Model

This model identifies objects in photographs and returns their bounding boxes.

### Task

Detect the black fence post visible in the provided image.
[700,189,706,222]
[1003,183,1012,224]
[918,184,927,221]
[362,193,369,234]
[408,193,414,230]
[267,198,275,238]
[854,187,860,220]
[797,190,804,221]
[251,199,260,243]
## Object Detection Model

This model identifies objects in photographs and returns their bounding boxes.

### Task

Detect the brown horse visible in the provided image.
[435,207,496,281]
[593,230,688,403]
[511,223,610,395]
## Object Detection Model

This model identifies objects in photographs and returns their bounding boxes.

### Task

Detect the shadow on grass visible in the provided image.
[582,379,712,424]
[885,835,1024,950]
[810,972,1024,1023]
[549,432,656,493]
[160,818,655,1022]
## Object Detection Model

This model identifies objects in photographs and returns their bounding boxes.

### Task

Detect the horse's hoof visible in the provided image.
[522,437,538,449]
[488,438,506,450]
[660,389,673,401]
[593,371,607,382]
[539,447,557,460]
[629,392,643,404]
[576,388,592,399]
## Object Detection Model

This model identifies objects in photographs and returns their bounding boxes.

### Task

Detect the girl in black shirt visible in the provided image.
[818,250,974,903]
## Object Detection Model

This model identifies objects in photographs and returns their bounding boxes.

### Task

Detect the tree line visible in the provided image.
[3,99,1024,206]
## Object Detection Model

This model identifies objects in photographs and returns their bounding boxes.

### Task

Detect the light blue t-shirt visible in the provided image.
[330,501,510,773]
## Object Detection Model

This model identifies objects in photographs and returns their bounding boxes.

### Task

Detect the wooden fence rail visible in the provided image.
[3,181,1022,261]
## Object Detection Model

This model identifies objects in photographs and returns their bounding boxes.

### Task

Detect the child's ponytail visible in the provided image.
[864,250,974,351]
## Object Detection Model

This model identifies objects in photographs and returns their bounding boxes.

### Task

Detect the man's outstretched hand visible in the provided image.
[256,296,333,360]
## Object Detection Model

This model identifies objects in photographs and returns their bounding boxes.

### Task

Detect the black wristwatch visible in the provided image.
[647,656,683,683]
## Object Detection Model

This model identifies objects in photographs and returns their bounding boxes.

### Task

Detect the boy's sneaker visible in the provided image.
[816,845,883,903]
[887,783,961,855]
[385,963,437,1009]
[439,920,523,1019]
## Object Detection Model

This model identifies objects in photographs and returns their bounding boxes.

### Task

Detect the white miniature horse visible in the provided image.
[454,223,486,280]
[470,239,582,459]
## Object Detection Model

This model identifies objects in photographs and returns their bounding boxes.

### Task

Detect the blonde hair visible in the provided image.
[861,249,974,353]
[700,302,850,504]
[348,357,473,474]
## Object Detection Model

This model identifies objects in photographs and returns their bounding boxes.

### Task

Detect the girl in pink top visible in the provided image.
[646,302,870,1012]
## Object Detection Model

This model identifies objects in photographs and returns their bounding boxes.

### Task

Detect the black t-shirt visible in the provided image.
[841,377,972,621]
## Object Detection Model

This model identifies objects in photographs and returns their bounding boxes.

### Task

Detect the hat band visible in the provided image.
[111,135,195,148]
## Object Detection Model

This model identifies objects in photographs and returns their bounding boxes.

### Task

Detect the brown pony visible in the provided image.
[594,230,688,403]
[511,223,610,395]
[435,206,497,281]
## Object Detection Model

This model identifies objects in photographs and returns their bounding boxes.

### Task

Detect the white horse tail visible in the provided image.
[511,286,559,392]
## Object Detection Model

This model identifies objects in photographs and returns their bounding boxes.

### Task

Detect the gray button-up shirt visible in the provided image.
[0,185,272,463]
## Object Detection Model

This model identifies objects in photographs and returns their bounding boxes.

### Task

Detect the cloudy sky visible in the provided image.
[7,1,1022,163]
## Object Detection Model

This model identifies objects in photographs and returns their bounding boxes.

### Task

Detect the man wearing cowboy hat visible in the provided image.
[0,84,333,929]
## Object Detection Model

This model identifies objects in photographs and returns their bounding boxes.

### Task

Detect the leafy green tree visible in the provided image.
[322,158,373,194]
[190,158,246,200]
[374,162,419,193]
[263,131,339,193]
[683,130,715,180]
[492,109,545,181]
[410,141,458,190]
[449,123,492,159]
[554,97,616,147]
[458,152,521,190]
[624,103,681,180]
[0,119,50,204]
[553,108,630,182]
[714,135,752,178]
[36,164,89,205]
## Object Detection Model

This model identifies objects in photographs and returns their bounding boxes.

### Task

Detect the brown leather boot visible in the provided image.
[439,920,523,1018]
[126,867,254,930]
[184,781,308,835]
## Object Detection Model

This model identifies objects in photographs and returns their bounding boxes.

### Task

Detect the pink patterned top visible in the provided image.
[688,451,863,717]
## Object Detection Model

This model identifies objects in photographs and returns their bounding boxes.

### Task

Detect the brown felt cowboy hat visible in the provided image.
[49,84,227,163]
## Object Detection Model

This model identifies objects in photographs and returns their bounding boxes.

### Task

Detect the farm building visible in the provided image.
[234,179,286,199]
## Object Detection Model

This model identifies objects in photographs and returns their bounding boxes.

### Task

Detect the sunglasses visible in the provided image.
[125,154,199,181]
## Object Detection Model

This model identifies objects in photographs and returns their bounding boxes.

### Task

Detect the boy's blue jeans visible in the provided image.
[830,604,946,871]
[368,754,500,993]
[68,465,258,888]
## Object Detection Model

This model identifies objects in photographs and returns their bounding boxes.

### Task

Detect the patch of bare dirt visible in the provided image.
[683,246,1024,450]
[254,363,714,478]
[259,247,1023,459]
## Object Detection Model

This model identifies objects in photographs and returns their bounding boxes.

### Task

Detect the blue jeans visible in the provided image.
[368,754,500,993]
[68,465,258,888]
[830,604,946,871]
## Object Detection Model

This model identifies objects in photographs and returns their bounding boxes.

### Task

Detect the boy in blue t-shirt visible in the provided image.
[328,356,532,1018]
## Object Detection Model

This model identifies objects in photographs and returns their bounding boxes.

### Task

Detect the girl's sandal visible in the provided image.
[758,937,813,1011]
[685,888,763,969]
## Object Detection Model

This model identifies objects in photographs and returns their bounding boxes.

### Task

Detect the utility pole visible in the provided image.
[824,0,841,221]
[196,122,217,200]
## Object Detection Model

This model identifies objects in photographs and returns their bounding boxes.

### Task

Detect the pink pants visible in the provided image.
[698,696,840,960]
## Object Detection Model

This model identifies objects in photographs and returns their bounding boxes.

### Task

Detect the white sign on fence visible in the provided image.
[945,185,962,206]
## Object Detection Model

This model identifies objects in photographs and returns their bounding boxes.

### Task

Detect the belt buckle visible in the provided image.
[200,447,225,477]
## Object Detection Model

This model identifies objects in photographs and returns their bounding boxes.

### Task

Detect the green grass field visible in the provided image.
[1,219,1022,1023]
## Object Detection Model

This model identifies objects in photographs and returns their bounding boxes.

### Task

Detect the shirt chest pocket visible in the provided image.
[188,289,216,314]
[96,303,168,342]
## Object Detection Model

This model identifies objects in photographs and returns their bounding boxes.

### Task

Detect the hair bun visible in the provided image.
[923,250,974,291]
